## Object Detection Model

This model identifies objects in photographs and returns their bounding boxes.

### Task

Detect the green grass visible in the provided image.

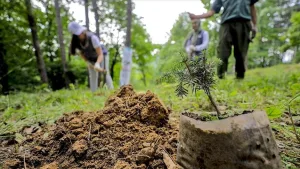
[1,64,299,134]
[0,64,300,168]
[154,64,300,116]
[0,88,114,135]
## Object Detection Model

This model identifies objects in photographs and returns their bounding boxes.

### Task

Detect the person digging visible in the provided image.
[68,22,106,92]
[189,0,259,79]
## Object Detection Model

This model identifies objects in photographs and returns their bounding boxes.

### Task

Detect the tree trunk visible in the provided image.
[92,0,105,88]
[54,0,70,87]
[84,0,89,30]
[110,45,119,80]
[84,0,90,88]
[0,34,9,95]
[92,0,100,37]
[125,0,132,47]
[44,0,54,62]
[120,0,132,86]
[141,68,147,86]
[25,0,48,83]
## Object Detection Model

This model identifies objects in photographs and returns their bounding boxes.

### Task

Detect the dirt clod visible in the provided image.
[72,139,88,155]
[3,159,21,168]
[114,160,132,169]
[136,147,155,163]
[2,85,177,169]
[40,162,59,169]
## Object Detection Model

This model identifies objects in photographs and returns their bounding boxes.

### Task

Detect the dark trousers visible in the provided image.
[217,20,252,78]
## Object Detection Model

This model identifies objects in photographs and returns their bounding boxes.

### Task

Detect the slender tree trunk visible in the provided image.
[125,0,132,47]
[84,0,89,30]
[141,68,147,86]
[0,52,8,95]
[54,0,70,87]
[110,45,119,79]
[92,0,106,87]
[25,0,48,83]
[0,34,9,95]
[92,0,100,37]
[205,88,221,119]
[85,0,90,88]
[44,0,54,62]
[295,46,300,63]
[120,0,132,86]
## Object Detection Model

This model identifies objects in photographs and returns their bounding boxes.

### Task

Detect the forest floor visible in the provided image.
[0,64,300,168]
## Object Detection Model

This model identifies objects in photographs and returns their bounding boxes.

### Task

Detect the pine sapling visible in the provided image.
[158,52,221,118]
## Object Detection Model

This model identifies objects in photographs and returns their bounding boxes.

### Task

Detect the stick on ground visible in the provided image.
[288,106,300,143]
[162,150,177,169]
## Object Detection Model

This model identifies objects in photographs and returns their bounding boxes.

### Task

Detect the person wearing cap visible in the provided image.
[184,19,209,60]
[189,0,259,79]
[68,21,105,92]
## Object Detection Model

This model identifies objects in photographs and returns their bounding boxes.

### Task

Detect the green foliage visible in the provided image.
[247,0,300,67]
[131,19,155,86]
[0,0,74,91]
[281,12,300,63]
[158,13,191,72]
[0,0,155,91]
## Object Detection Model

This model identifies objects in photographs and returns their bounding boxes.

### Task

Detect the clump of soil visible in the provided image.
[2,85,178,169]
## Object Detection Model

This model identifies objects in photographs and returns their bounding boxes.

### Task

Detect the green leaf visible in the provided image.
[229,91,238,97]
[266,106,283,119]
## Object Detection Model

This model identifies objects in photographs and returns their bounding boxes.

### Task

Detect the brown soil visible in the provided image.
[183,110,255,121]
[2,85,178,169]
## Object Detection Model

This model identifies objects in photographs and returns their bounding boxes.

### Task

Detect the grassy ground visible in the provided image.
[1,63,300,168]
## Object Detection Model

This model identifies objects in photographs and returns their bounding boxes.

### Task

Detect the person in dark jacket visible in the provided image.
[184,19,209,60]
[189,0,259,79]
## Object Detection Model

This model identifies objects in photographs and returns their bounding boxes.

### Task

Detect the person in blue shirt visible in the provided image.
[184,19,209,60]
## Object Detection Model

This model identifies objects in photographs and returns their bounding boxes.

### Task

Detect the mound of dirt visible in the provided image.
[2,85,178,169]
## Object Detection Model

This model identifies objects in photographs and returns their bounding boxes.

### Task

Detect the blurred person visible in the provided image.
[189,0,259,79]
[184,19,209,60]
[68,21,113,92]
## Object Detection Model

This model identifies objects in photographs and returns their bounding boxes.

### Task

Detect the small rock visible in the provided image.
[23,126,39,135]
[142,143,151,147]
[136,147,155,163]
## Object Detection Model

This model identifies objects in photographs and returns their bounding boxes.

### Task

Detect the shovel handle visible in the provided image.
[94,67,107,73]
